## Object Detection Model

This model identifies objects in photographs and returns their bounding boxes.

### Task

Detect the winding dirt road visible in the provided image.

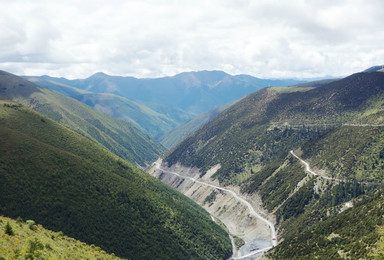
[154,162,276,259]
[290,150,342,182]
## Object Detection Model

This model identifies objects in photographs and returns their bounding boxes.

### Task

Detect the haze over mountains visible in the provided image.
[26,71,305,145]
[28,70,304,114]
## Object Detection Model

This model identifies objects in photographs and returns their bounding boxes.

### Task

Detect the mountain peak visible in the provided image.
[89,72,109,79]
[178,70,229,77]
[363,65,384,73]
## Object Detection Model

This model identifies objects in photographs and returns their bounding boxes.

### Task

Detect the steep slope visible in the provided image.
[0,101,232,259]
[158,99,239,149]
[27,71,305,115]
[0,70,165,166]
[267,191,384,259]
[0,215,122,259]
[26,76,194,139]
[165,72,384,184]
[156,70,384,258]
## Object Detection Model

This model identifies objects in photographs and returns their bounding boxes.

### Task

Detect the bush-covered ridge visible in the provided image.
[162,70,384,259]
[0,101,232,259]
[267,191,384,259]
[0,215,123,259]
[165,72,384,184]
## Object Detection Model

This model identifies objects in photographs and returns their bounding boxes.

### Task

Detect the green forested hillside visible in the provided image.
[267,191,384,259]
[301,125,384,181]
[0,101,231,259]
[162,70,384,258]
[0,70,165,166]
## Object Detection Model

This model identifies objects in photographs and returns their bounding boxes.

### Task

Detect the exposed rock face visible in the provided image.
[149,159,274,244]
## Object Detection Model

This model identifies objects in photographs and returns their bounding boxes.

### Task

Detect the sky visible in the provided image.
[1,0,384,79]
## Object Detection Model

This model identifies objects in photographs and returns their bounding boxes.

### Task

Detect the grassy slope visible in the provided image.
[165,86,323,184]
[0,101,231,259]
[0,71,165,166]
[165,72,384,184]
[0,215,122,259]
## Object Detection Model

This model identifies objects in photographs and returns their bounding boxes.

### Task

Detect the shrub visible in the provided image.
[16,216,23,224]
[26,220,37,231]
[4,221,14,236]
[26,220,35,226]
[28,238,44,254]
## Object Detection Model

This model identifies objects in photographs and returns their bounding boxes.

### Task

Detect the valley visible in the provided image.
[2,1,384,259]
[1,67,384,259]
[149,160,275,259]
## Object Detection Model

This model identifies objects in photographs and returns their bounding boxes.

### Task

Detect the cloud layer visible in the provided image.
[1,0,384,78]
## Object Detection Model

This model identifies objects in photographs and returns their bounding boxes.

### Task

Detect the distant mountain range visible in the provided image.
[28,70,305,115]
[25,71,306,143]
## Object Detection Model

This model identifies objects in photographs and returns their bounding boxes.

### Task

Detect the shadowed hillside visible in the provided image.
[0,100,232,259]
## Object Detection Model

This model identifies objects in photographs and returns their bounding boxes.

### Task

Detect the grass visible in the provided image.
[269,86,315,93]
[0,215,122,260]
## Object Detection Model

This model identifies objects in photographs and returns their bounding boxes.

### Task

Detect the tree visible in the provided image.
[5,221,14,236]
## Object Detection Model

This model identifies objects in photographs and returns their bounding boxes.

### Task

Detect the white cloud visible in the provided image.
[0,0,383,79]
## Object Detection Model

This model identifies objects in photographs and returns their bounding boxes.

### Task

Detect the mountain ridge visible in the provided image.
[0,70,165,166]
[154,68,384,258]
[25,70,306,116]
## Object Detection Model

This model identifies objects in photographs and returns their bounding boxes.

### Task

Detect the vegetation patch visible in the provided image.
[0,215,122,259]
